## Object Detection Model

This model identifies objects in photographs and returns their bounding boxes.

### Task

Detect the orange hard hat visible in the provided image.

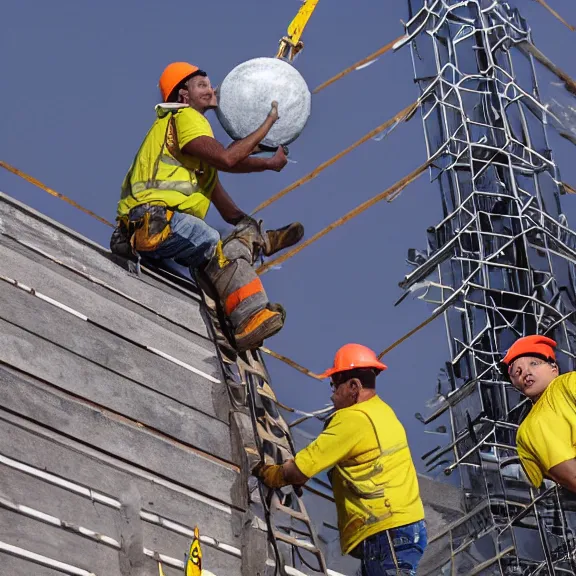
[502,335,557,370]
[319,343,387,379]
[159,62,201,102]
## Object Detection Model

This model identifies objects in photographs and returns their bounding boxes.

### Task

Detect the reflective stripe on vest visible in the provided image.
[160,153,184,167]
[131,179,201,196]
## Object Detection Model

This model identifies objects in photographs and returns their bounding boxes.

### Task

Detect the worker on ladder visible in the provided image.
[254,344,427,575]
[110,62,304,352]
[504,335,576,493]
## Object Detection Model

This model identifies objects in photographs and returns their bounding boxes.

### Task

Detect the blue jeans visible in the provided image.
[130,208,220,271]
[360,520,427,576]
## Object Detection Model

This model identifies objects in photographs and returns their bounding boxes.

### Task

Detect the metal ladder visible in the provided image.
[200,289,329,576]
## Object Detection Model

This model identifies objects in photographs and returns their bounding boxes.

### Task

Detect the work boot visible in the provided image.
[225,216,266,264]
[262,222,304,257]
[235,303,286,352]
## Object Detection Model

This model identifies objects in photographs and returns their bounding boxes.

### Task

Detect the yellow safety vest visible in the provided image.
[117,104,217,220]
[295,396,425,555]
[329,407,424,555]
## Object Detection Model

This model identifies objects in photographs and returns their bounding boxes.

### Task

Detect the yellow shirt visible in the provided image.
[295,396,424,555]
[117,105,218,219]
[517,372,576,487]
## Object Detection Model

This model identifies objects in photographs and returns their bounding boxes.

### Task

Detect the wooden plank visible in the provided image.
[0,367,241,506]
[0,553,70,576]
[1,508,125,576]
[0,280,230,426]
[1,507,241,576]
[0,466,121,542]
[0,413,244,545]
[0,196,208,337]
[0,236,215,354]
[0,466,242,574]
[0,511,192,576]
[0,314,233,461]
[0,240,217,360]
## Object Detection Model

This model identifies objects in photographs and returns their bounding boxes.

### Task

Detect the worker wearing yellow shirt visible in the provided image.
[254,344,427,575]
[504,334,576,492]
[111,62,304,351]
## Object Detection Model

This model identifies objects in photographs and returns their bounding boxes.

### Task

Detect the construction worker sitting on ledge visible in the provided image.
[111,62,304,352]
[504,334,576,493]
[253,344,427,576]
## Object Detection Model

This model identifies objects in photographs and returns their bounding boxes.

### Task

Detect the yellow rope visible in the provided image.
[313,35,406,94]
[519,42,576,96]
[257,159,432,275]
[260,346,323,380]
[261,306,443,381]
[251,100,420,215]
[562,181,576,195]
[377,310,439,360]
[534,0,574,31]
[0,160,114,228]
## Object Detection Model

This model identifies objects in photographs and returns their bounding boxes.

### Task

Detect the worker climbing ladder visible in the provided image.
[199,285,330,575]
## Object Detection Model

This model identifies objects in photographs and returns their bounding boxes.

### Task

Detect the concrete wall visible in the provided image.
[0,193,251,576]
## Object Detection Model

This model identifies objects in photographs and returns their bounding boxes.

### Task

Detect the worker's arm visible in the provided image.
[548,459,576,493]
[294,411,365,478]
[253,460,308,489]
[182,102,281,171]
[255,411,363,489]
[225,146,287,173]
[210,179,245,224]
[283,459,309,484]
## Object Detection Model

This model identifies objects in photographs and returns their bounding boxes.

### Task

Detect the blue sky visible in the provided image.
[2,0,576,476]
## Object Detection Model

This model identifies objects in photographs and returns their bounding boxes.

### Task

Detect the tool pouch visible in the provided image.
[110,220,135,258]
[127,205,174,252]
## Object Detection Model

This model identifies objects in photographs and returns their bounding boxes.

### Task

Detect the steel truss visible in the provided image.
[403,1,576,573]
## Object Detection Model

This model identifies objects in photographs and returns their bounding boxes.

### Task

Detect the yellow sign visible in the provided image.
[185,526,203,576]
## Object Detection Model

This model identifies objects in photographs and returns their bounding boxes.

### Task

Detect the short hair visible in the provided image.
[166,70,208,103]
[333,367,378,389]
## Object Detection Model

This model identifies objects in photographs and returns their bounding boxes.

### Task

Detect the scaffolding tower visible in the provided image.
[402,1,576,573]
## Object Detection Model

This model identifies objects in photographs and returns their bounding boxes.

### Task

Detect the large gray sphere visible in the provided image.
[216,57,311,148]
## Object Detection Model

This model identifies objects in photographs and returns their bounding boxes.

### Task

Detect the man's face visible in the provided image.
[508,356,558,400]
[330,374,360,410]
[183,75,217,112]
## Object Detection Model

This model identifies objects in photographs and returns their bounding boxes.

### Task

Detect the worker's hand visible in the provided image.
[268,101,280,123]
[252,463,288,489]
[267,146,288,172]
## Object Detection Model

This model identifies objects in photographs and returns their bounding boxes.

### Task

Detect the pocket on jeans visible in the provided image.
[391,534,412,547]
